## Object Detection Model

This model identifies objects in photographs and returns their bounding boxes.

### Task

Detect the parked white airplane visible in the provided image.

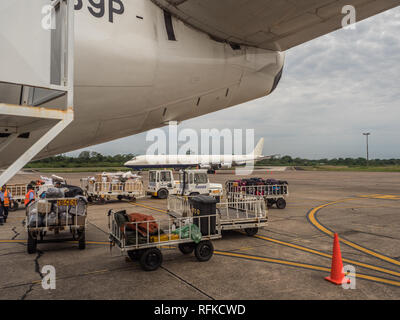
[1,0,399,171]
[124,138,272,171]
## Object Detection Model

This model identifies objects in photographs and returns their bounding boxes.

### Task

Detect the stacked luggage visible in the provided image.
[27,185,87,228]
[225,178,289,209]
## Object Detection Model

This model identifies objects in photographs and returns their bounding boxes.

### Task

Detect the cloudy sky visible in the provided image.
[71,7,400,159]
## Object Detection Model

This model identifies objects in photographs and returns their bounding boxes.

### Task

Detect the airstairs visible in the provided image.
[0,0,74,186]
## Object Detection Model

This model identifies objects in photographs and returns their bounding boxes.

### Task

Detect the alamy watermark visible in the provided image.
[342,265,356,289]
[342,5,357,30]
[146,122,257,175]
[41,265,56,290]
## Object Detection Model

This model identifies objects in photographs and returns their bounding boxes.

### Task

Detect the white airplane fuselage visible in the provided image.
[3,0,284,166]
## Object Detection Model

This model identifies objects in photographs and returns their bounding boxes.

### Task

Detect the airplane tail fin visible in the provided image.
[253,138,264,157]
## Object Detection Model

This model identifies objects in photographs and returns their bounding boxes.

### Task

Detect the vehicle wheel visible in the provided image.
[27,232,37,254]
[157,189,168,199]
[117,195,123,201]
[139,248,163,271]
[178,243,195,255]
[195,240,214,262]
[276,198,286,209]
[9,201,19,212]
[266,199,274,208]
[245,228,259,236]
[78,229,86,250]
[127,250,144,261]
[87,196,93,203]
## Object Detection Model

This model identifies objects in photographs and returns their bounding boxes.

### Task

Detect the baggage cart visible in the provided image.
[80,178,145,204]
[225,181,289,209]
[108,209,221,271]
[25,197,87,254]
[6,184,40,211]
[167,194,268,236]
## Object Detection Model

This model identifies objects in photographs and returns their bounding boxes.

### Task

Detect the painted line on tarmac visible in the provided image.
[131,202,168,214]
[254,234,400,278]
[215,250,400,288]
[21,250,400,289]
[128,200,400,280]
[0,239,110,245]
[307,197,400,268]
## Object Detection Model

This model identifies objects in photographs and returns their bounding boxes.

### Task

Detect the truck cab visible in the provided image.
[147,169,223,200]
[178,170,223,200]
[147,170,178,199]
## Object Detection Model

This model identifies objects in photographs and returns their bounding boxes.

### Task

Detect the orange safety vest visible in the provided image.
[3,190,10,207]
[24,190,35,206]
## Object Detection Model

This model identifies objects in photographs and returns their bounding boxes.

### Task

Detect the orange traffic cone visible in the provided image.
[325,233,350,285]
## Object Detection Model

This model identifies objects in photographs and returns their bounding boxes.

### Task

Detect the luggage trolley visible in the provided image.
[225,181,289,209]
[6,184,40,211]
[25,197,87,254]
[168,194,268,236]
[108,209,221,271]
[80,178,145,204]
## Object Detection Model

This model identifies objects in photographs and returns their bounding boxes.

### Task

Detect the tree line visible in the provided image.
[256,156,400,167]
[25,151,135,168]
[25,151,400,168]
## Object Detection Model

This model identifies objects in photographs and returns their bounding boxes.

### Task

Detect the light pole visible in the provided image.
[363,133,370,165]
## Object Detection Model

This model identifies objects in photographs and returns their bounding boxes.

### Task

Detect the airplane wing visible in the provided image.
[152,0,400,51]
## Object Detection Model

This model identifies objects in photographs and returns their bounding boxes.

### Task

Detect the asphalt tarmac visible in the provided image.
[1,169,399,299]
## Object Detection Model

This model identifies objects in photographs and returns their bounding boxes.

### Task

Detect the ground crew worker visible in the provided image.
[25,185,36,208]
[0,185,12,223]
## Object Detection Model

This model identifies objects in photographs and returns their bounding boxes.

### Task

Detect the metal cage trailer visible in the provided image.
[25,197,87,254]
[80,178,145,204]
[5,184,40,211]
[168,194,268,236]
[225,181,289,209]
[108,209,221,271]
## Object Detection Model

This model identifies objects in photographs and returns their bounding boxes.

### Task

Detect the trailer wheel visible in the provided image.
[245,228,259,236]
[140,248,163,271]
[27,232,37,254]
[157,189,168,199]
[276,198,286,209]
[178,243,195,255]
[266,199,274,208]
[127,249,144,261]
[9,201,19,212]
[195,240,214,262]
[78,229,86,250]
